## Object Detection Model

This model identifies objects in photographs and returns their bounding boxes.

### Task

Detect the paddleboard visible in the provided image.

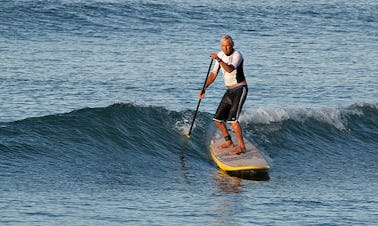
[209,131,270,172]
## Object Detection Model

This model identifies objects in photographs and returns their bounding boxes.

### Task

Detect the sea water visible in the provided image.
[1,0,377,225]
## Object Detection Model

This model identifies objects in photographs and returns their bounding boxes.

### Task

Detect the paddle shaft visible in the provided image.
[187,59,213,138]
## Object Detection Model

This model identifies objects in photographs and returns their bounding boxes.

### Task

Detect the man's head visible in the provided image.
[221,35,234,56]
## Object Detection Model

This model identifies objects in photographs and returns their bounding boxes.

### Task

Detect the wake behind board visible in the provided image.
[209,131,270,172]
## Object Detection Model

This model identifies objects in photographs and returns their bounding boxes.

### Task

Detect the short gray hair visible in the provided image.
[221,35,234,46]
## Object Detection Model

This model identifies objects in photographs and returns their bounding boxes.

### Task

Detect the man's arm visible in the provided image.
[217,59,235,73]
[198,71,217,99]
[210,53,235,73]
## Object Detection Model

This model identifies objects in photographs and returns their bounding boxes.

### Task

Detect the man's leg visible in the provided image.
[229,121,246,154]
[214,120,233,149]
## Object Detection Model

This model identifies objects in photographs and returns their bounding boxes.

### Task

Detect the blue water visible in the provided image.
[1,0,377,225]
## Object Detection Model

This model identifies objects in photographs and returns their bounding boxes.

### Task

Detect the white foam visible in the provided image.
[174,113,192,136]
[240,106,364,131]
[240,107,289,124]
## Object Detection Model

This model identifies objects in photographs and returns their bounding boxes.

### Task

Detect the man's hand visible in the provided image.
[197,89,205,99]
[210,53,219,61]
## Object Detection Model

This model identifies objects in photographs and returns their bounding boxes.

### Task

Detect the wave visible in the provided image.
[3,0,376,39]
[240,102,377,177]
[241,102,377,130]
[0,0,198,39]
[0,102,376,186]
[0,103,215,190]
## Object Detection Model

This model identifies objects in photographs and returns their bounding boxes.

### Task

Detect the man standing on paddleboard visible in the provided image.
[198,35,248,155]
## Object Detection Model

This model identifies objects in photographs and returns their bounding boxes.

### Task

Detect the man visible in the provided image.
[198,35,248,155]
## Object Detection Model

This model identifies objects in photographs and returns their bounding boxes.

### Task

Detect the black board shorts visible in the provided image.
[213,85,248,123]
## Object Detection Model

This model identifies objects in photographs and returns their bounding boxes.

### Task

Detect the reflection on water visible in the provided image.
[216,170,243,193]
[215,170,269,193]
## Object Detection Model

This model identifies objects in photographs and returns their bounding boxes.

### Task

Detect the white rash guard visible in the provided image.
[212,50,245,87]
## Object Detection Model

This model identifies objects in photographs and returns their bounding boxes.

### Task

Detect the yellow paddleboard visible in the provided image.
[209,131,270,172]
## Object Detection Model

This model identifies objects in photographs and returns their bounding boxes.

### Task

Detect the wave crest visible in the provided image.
[240,102,377,131]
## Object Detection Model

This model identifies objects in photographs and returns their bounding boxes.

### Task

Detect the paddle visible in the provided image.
[187,58,214,138]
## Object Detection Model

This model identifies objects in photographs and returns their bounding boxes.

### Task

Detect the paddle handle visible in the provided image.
[187,59,213,138]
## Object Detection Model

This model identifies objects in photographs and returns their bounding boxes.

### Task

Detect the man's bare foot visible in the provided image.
[217,140,233,150]
[229,146,246,155]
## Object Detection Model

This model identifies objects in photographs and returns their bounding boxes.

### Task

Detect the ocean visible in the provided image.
[1,0,377,225]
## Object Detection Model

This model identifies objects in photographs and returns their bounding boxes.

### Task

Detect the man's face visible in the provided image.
[221,39,233,55]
